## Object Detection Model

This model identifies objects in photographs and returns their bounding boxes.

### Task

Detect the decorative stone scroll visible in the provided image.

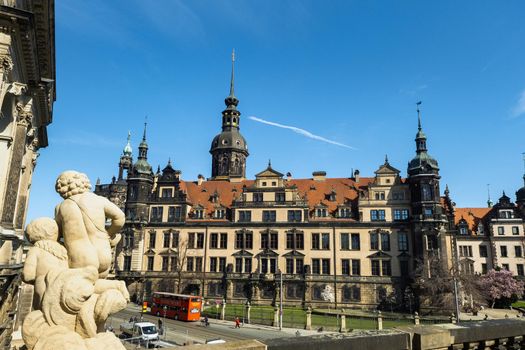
[21,171,128,350]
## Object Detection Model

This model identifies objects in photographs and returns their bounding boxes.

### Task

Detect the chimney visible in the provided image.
[197,174,205,186]
[312,171,326,182]
[353,169,360,183]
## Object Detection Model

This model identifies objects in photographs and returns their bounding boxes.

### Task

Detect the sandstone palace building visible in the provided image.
[96,57,525,309]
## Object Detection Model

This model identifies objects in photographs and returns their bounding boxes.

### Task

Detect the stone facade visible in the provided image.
[0,0,55,348]
[95,59,522,311]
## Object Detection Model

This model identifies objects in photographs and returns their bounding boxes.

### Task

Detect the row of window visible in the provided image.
[461,262,525,276]
[139,256,402,276]
[371,191,407,201]
[459,244,523,258]
[147,231,410,252]
[370,209,409,221]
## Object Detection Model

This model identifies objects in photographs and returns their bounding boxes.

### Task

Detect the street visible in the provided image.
[110,305,306,347]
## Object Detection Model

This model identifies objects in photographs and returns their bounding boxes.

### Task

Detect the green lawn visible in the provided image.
[202,304,413,330]
[511,300,525,308]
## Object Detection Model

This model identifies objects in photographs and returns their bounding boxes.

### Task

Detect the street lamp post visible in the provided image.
[163,305,167,340]
[279,269,283,331]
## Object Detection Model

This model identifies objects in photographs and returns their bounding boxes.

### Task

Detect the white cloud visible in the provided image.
[248,116,356,150]
[512,90,525,117]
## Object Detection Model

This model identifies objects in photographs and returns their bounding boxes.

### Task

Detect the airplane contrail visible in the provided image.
[248,116,356,150]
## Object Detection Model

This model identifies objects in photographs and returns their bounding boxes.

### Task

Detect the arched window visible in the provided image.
[422,184,432,201]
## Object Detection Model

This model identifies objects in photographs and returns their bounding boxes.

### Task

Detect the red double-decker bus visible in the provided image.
[150,292,202,321]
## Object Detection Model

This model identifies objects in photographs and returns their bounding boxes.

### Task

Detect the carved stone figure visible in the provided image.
[21,171,129,350]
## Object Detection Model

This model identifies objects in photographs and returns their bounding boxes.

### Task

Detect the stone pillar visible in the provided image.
[305,306,312,330]
[245,302,251,324]
[376,311,383,330]
[1,99,31,227]
[273,307,279,327]
[220,298,226,320]
[414,312,420,325]
[339,310,346,333]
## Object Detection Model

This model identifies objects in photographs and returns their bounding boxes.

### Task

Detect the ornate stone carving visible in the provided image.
[8,82,27,96]
[21,171,128,350]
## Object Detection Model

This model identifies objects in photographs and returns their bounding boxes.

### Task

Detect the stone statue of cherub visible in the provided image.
[21,171,130,350]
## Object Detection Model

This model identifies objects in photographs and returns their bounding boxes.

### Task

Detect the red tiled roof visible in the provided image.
[180,177,376,217]
[454,207,492,231]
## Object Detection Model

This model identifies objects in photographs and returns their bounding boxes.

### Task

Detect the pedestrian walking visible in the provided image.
[235,317,241,328]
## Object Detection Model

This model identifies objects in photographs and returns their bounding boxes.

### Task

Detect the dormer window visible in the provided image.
[316,208,327,217]
[374,192,385,200]
[338,207,352,218]
[214,209,226,219]
[458,218,468,235]
[499,210,513,219]
[328,191,337,201]
[194,209,204,219]
[161,188,173,198]
[477,224,485,235]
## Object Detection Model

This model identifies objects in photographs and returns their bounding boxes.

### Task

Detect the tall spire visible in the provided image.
[138,117,149,160]
[142,118,147,141]
[487,184,493,208]
[417,101,422,131]
[230,48,235,97]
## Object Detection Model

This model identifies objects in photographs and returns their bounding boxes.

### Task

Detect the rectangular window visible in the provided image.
[210,257,217,272]
[481,263,487,274]
[149,232,156,249]
[321,259,330,275]
[341,233,350,250]
[518,264,524,276]
[210,233,218,249]
[501,245,508,257]
[270,259,276,273]
[370,232,379,250]
[401,209,409,220]
[382,260,391,276]
[460,246,473,257]
[162,256,168,271]
[371,260,380,276]
[351,233,360,250]
[186,257,194,272]
[351,259,361,275]
[167,206,182,222]
[312,259,320,274]
[381,233,390,251]
[276,192,286,202]
[220,233,228,249]
[195,257,202,272]
[151,207,164,222]
[316,208,327,217]
[398,232,408,251]
[253,193,263,202]
[342,259,350,275]
[287,210,302,222]
[246,233,253,249]
[239,210,252,222]
[498,227,504,235]
[295,233,304,250]
[161,188,172,198]
[188,232,195,249]
[479,245,488,257]
[321,233,330,250]
[262,210,276,222]
[163,232,170,248]
[235,233,244,249]
[197,233,204,249]
[394,209,402,221]
[170,256,178,271]
[296,259,304,274]
[123,256,131,271]
[371,210,386,221]
[244,258,252,273]
[513,226,519,235]
[312,233,320,249]
[219,257,226,272]
[147,256,154,271]
[515,246,522,258]
[286,259,294,274]
[261,259,268,274]
[235,258,243,273]
[503,263,510,271]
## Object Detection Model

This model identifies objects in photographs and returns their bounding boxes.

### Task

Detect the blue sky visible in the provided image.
[27,0,525,221]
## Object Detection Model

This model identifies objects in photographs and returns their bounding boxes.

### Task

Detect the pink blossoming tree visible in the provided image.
[479,269,524,308]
